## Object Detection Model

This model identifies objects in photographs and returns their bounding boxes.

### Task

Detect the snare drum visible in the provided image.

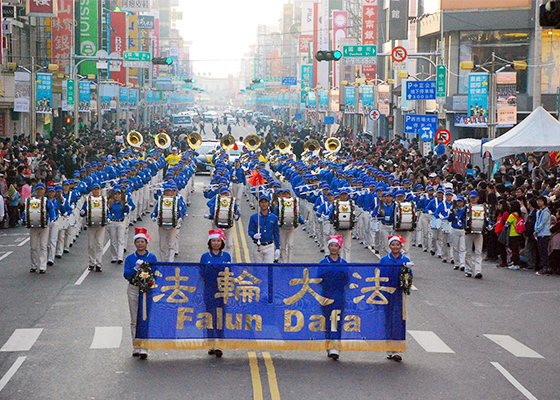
[25,197,48,228]
[215,195,235,228]
[158,196,178,227]
[279,197,298,227]
[334,200,354,230]
[87,196,107,226]
[394,201,416,231]
[467,204,486,233]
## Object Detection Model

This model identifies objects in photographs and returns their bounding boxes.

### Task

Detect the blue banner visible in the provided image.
[404,114,437,141]
[344,87,356,113]
[405,80,436,100]
[100,96,111,110]
[301,65,313,89]
[120,88,128,110]
[147,90,153,104]
[129,89,138,109]
[361,85,374,113]
[134,263,407,352]
[36,73,53,114]
[319,90,329,112]
[78,81,91,113]
[467,73,489,126]
[308,91,316,107]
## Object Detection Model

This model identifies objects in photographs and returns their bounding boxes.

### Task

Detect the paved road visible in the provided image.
[0,123,559,399]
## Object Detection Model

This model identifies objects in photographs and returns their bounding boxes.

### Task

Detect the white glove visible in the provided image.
[405,262,414,268]
[134,259,144,271]
[274,249,280,260]
[253,232,262,240]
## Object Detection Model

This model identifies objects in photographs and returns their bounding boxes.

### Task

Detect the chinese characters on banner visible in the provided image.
[120,88,129,110]
[496,72,517,126]
[26,0,58,17]
[362,0,377,75]
[361,85,374,113]
[318,90,329,112]
[298,34,313,54]
[36,73,53,114]
[78,81,91,112]
[120,0,150,12]
[389,0,408,40]
[62,78,74,111]
[135,263,407,352]
[344,86,356,113]
[14,72,30,113]
[332,11,347,89]
[110,11,127,84]
[465,72,489,127]
[78,0,98,76]
[51,0,73,72]
[129,89,138,109]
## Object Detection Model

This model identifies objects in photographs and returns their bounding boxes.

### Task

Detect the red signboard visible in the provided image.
[299,34,313,53]
[362,0,377,75]
[392,46,407,62]
[110,11,127,85]
[436,129,451,145]
[27,0,58,17]
[51,0,73,71]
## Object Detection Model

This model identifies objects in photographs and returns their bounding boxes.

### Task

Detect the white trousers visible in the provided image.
[159,226,178,262]
[397,230,412,254]
[30,227,49,271]
[419,213,432,249]
[56,216,68,256]
[127,284,140,343]
[334,229,352,262]
[378,224,395,258]
[252,243,275,263]
[451,228,466,268]
[88,225,106,267]
[464,233,483,275]
[431,228,442,256]
[47,219,60,263]
[440,231,452,262]
[322,219,334,253]
[108,221,127,262]
[280,226,295,263]
[232,183,244,202]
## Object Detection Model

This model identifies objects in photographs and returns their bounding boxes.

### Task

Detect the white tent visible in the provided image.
[482,106,560,159]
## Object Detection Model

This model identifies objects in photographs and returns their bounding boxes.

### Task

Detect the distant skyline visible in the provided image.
[177,0,288,78]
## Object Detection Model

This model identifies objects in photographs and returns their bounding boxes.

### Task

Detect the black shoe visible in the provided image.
[208,349,215,355]
[111,260,117,264]
[69,243,73,248]
[47,261,54,266]
[124,249,127,253]
[55,255,62,259]
[63,250,69,254]
[417,244,422,248]
[137,217,143,222]
[320,249,325,253]
[30,267,37,273]
[39,270,46,274]
[95,266,102,272]
[474,273,483,279]
[442,260,447,263]
[453,266,460,270]
[139,353,148,360]
[460,266,465,271]
[117,260,123,264]
[430,251,435,256]
[423,249,428,252]
[214,349,223,358]
[387,354,402,362]
[451,260,454,265]
[88,266,94,271]
[465,273,472,278]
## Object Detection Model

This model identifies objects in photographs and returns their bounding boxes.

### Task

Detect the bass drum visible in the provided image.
[279,198,298,227]
[87,196,107,226]
[393,201,415,231]
[26,197,48,228]
[215,195,235,228]
[159,196,178,227]
[468,205,486,233]
[335,200,354,230]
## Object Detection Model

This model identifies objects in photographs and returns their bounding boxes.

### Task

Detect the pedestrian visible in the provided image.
[534,196,552,275]
[494,200,510,269]
[123,227,157,360]
[506,200,525,270]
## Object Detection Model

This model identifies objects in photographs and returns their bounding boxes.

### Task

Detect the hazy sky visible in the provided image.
[177,0,288,78]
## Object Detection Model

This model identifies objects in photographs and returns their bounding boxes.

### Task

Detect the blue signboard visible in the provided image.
[467,73,489,126]
[404,114,437,141]
[36,73,53,114]
[344,86,356,113]
[129,89,138,109]
[120,88,128,110]
[324,116,335,125]
[294,113,302,120]
[78,81,91,113]
[282,76,297,86]
[134,263,408,353]
[406,80,436,100]
[361,85,374,113]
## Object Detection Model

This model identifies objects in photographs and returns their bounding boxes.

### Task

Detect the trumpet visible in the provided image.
[154,132,171,149]
[187,132,202,150]
[244,134,261,152]
[127,131,143,148]
[220,134,236,151]
[275,137,292,154]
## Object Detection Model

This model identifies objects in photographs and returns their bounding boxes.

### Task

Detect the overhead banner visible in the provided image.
[121,0,150,12]
[129,89,138,109]
[78,0,98,75]
[344,86,356,113]
[78,81,91,112]
[496,72,517,126]
[120,88,129,110]
[110,11,127,84]
[14,71,30,113]
[134,263,408,352]
[389,0,408,40]
[318,90,329,112]
[51,0,74,72]
[361,85,374,113]
[466,72,489,127]
[36,73,53,114]
[332,11,348,89]
[362,0,378,75]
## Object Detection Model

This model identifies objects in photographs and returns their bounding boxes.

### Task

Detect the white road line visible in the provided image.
[0,251,13,262]
[368,247,380,260]
[484,334,544,358]
[491,362,539,400]
[17,237,30,247]
[74,241,110,286]
[408,330,455,353]
[90,327,123,349]
[0,329,43,352]
[0,356,27,393]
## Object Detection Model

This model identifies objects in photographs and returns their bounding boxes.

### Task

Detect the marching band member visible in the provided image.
[379,235,413,363]
[393,190,414,254]
[375,192,395,258]
[448,196,467,271]
[435,190,454,263]
[418,186,435,252]
[124,227,157,360]
[274,189,305,263]
[248,193,280,263]
[317,191,335,254]
[205,186,240,255]
[151,182,187,262]
[46,186,62,266]
[464,190,489,279]
[329,189,354,262]
[54,185,71,261]
[230,158,247,202]
[426,188,444,257]
[61,180,78,254]
[319,235,348,361]
[25,183,52,274]
[107,185,130,264]
[81,183,108,272]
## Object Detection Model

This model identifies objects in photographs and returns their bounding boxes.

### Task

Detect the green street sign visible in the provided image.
[67,79,75,106]
[436,65,447,99]
[123,51,152,62]
[342,45,377,57]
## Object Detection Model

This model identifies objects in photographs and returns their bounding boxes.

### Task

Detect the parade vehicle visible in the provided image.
[171,113,196,132]
[195,140,220,174]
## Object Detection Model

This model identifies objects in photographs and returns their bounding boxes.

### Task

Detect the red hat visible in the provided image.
[327,235,343,247]
[208,228,226,242]
[388,235,406,245]
[134,227,151,242]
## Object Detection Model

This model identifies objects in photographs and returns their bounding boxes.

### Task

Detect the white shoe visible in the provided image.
[139,349,148,359]
[327,349,339,360]
[132,348,141,357]
[508,265,520,270]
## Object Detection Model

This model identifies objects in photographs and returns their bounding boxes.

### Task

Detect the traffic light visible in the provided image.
[252,78,264,84]
[315,50,342,62]
[184,78,195,83]
[387,116,394,130]
[65,117,72,125]
[540,1,560,27]
[152,57,173,65]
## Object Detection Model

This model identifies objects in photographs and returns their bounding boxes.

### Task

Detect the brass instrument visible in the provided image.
[304,139,321,156]
[186,132,202,150]
[154,132,171,149]
[275,137,292,154]
[220,134,236,151]
[243,134,262,152]
[324,137,341,153]
[126,131,143,148]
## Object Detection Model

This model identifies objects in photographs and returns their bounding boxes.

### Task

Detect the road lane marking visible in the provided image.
[263,352,281,400]
[74,240,110,285]
[237,218,252,262]
[408,330,454,353]
[484,335,544,358]
[17,237,30,246]
[491,362,538,400]
[411,285,418,291]
[90,327,123,349]
[0,329,43,352]
[0,251,13,262]
[368,247,380,260]
[232,222,242,263]
[0,356,26,393]
[248,352,263,400]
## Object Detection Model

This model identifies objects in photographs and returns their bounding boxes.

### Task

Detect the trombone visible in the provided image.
[154,132,171,149]
[127,131,143,148]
